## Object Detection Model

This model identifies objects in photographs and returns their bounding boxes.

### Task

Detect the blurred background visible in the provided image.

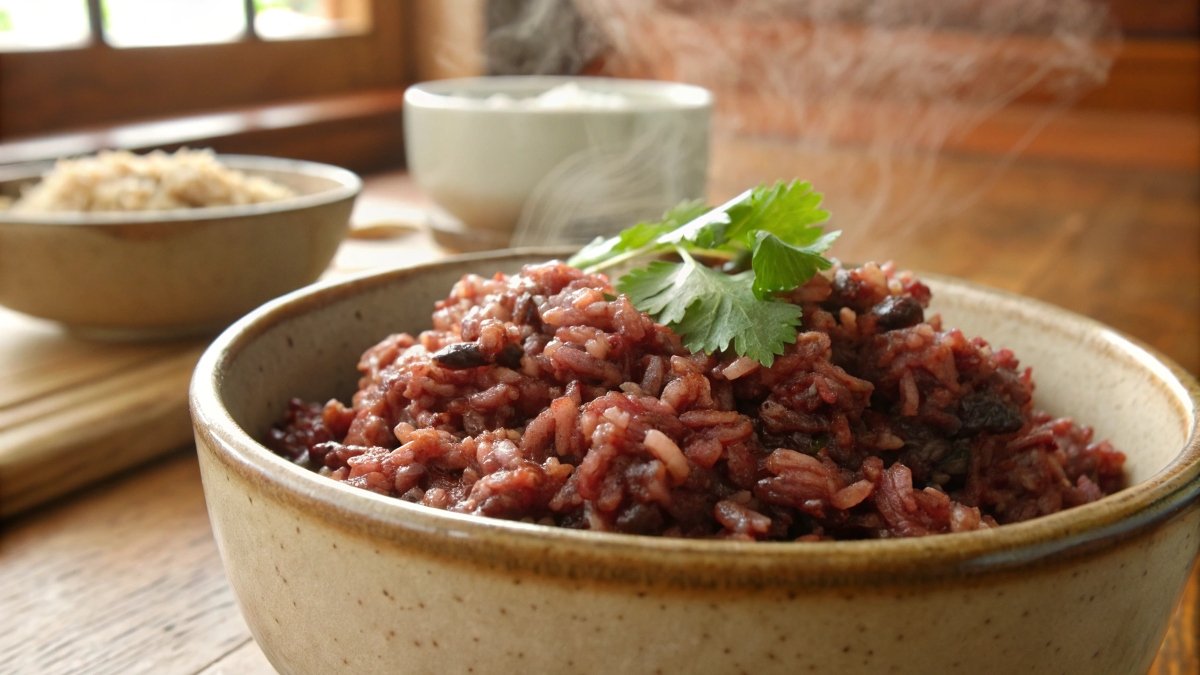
[1,0,1194,180]
[1,6,1198,672]
[0,0,1197,369]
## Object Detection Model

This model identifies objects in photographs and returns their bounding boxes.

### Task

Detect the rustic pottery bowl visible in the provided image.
[0,155,360,340]
[190,249,1200,675]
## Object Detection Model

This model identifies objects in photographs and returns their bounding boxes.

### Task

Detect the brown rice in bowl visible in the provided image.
[2,148,294,213]
[0,154,358,338]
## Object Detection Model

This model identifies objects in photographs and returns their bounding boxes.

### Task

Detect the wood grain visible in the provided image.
[0,88,409,175]
[0,452,250,675]
[0,310,206,517]
[1149,565,1199,675]
[708,93,1199,171]
[593,9,1198,118]
[195,639,276,675]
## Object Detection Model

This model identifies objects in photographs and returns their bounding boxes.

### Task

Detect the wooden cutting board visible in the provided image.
[0,308,207,517]
[0,186,446,519]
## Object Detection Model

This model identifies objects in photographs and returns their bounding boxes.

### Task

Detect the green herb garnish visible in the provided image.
[568,180,840,367]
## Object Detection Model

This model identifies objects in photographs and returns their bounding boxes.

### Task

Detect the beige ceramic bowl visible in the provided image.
[0,155,360,339]
[191,249,1200,675]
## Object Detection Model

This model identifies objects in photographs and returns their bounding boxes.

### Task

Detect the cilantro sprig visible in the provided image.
[568,180,840,367]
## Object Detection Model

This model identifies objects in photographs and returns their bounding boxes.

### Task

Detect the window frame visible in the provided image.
[0,0,410,140]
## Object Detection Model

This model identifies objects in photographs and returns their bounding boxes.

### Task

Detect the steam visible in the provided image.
[484,0,607,76]
[512,109,708,247]
[480,0,1117,248]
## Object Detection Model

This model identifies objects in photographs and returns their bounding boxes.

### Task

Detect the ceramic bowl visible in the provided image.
[0,155,361,340]
[403,76,711,250]
[190,249,1199,675]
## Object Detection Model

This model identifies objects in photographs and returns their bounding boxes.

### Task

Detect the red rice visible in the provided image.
[267,261,1127,540]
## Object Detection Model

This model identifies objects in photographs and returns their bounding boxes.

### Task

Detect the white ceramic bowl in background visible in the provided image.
[403,76,712,250]
[0,155,361,340]
[191,249,1199,675]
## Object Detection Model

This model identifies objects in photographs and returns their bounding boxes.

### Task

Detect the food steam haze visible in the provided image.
[465,0,1117,247]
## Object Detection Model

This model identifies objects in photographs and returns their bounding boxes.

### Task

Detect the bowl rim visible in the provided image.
[404,75,714,113]
[190,248,1200,588]
[0,154,363,226]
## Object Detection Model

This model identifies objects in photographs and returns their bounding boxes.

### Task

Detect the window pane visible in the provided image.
[103,0,246,48]
[254,0,371,40]
[0,0,90,52]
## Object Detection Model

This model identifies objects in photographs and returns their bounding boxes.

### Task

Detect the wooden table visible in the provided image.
[2,125,1197,673]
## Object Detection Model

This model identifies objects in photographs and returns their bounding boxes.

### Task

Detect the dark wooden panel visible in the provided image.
[0,0,409,139]
[0,88,407,174]
[1111,0,1198,37]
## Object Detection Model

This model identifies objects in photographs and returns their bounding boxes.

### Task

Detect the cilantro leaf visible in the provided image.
[618,250,802,366]
[568,235,621,271]
[621,200,710,249]
[750,230,840,299]
[567,200,709,270]
[570,179,840,367]
[724,180,830,247]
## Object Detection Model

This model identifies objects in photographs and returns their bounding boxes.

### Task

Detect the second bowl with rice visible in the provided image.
[403,76,712,251]
[0,149,361,339]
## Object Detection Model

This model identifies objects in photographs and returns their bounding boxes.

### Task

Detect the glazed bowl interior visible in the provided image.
[197,249,1200,578]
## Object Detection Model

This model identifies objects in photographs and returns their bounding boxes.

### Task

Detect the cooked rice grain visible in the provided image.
[268,261,1127,540]
[8,148,294,213]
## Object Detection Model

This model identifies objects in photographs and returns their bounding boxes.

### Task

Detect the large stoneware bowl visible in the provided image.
[190,249,1199,675]
[0,155,360,339]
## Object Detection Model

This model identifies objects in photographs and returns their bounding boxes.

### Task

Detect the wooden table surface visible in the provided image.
[1,124,1197,674]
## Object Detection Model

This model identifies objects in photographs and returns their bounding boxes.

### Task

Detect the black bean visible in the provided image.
[870,295,924,331]
[832,269,860,298]
[937,441,972,477]
[614,503,665,535]
[958,392,1024,435]
[432,342,488,369]
[513,292,540,327]
[496,342,525,369]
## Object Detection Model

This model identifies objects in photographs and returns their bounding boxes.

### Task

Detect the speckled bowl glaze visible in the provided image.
[0,155,360,339]
[190,249,1200,675]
